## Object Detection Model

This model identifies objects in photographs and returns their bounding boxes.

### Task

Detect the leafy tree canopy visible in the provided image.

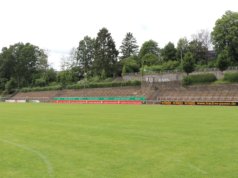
[94,28,119,77]
[182,52,195,75]
[161,42,177,61]
[212,11,238,62]
[139,40,159,59]
[217,48,230,71]
[76,36,95,75]
[177,37,189,61]
[120,32,139,59]
[0,42,48,88]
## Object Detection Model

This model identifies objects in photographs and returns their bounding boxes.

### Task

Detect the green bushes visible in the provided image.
[121,56,140,74]
[21,81,141,92]
[144,60,180,73]
[66,80,141,89]
[5,78,17,94]
[224,72,238,83]
[162,60,180,71]
[21,85,63,92]
[183,73,217,85]
[34,78,47,87]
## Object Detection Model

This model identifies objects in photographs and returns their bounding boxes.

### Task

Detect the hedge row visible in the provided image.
[21,81,141,92]
[21,85,63,92]
[183,73,217,85]
[224,72,238,83]
[66,80,141,89]
[144,61,181,73]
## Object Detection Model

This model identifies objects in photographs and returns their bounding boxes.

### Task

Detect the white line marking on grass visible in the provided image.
[0,139,54,178]
[175,159,208,175]
[187,162,208,175]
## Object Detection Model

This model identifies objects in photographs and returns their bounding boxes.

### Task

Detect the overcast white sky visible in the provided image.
[0,0,237,70]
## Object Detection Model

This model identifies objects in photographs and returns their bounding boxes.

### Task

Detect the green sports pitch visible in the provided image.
[0,103,237,178]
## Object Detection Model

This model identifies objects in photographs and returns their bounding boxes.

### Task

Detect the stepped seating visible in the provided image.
[152,82,238,103]
[9,81,238,104]
[10,91,56,102]
[158,89,238,102]
[11,86,143,102]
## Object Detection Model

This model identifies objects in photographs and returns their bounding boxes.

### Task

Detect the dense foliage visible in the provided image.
[76,36,95,76]
[182,52,195,75]
[223,72,238,83]
[21,80,141,92]
[182,73,217,85]
[212,11,238,64]
[216,49,230,71]
[94,28,119,78]
[0,43,55,93]
[144,61,180,73]
[120,33,139,59]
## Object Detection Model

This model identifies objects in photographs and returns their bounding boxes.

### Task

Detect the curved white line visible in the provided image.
[175,159,208,175]
[187,162,208,174]
[0,139,54,178]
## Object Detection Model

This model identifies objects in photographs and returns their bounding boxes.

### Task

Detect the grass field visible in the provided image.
[0,103,238,178]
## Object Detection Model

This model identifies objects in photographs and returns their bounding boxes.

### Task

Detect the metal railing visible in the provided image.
[1,97,51,103]
[124,66,238,76]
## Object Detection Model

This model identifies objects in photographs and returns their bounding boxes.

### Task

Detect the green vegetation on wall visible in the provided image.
[182,73,217,85]
[223,72,238,83]
[21,80,141,92]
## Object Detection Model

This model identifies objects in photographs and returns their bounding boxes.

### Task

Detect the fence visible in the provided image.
[53,96,146,101]
[123,67,238,82]
[53,96,146,104]
[0,97,51,103]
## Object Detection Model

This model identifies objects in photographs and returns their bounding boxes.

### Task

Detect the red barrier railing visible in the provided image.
[54,100,142,105]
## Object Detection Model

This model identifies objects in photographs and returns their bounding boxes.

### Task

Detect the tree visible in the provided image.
[76,36,95,76]
[120,56,139,73]
[94,28,119,77]
[44,68,57,84]
[191,29,211,63]
[60,56,71,71]
[122,65,126,76]
[188,40,208,64]
[182,52,195,75]
[211,11,238,63]
[120,32,139,59]
[32,67,57,87]
[217,48,230,71]
[0,43,48,88]
[60,48,77,71]
[192,29,212,50]
[57,70,74,86]
[5,78,17,94]
[141,53,159,66]
[176,37,189,62]
[161,42,177,61]
[139,40,160,66]
[0,47,15,82]
[139,40,159,58]
[0,78,8,90]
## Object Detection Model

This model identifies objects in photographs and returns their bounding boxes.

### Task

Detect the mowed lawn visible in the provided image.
[0,104,238,178]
